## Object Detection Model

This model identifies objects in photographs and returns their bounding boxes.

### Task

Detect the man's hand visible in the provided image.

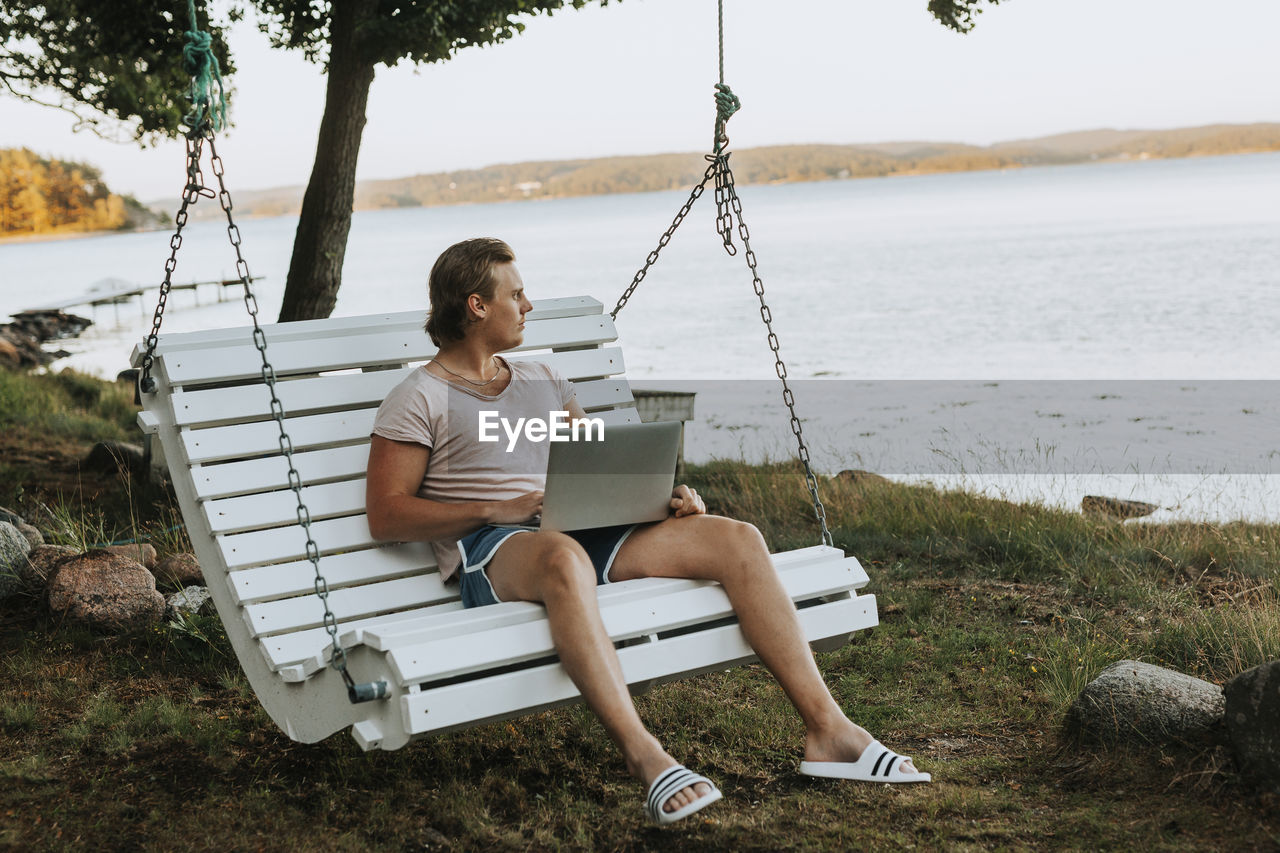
[669,484,706,518]
[489,490,544,525]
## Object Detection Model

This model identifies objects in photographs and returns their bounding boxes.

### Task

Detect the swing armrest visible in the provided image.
[137,410,161,435]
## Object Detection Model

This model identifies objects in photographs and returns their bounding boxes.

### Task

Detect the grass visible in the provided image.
[2,371,1278,849]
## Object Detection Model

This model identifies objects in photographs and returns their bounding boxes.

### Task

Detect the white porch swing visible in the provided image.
[131,0,879,751]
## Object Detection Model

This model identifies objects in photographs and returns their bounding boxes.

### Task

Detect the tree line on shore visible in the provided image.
[0,148,161,237]
[196,122,1280,220]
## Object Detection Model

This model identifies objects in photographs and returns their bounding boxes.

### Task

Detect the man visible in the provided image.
[366,238,929,826]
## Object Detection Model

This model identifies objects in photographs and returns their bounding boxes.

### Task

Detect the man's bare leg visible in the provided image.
[484,531,713,814]
[610,515,919,773]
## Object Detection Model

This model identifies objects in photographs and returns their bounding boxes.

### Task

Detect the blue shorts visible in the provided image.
[456,524,639,609]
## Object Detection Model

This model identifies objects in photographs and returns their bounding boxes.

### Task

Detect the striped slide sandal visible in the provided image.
[644,764,723,826]
[800,740,932,783]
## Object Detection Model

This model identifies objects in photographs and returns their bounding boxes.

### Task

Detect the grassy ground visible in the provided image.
[2,370,1279,851]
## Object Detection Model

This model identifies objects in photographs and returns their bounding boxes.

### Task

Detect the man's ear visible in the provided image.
[466,292,487,319]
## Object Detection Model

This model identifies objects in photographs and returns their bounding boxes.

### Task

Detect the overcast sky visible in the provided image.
[1,0,1277,200]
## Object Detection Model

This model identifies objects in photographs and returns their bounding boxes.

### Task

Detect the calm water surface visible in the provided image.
[3,153,1277,520]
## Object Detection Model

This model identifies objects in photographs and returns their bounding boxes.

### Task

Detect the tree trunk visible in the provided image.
[276,0,377,322]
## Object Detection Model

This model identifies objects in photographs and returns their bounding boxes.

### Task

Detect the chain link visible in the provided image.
[137,125,385,702]
[713,154,833,546]
[608,147,834,545]
[204,130,379,696]
[138,131,214,393]
[610,158,718,321]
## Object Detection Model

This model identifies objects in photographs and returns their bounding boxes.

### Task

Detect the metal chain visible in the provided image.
[609,158,717,321]
[139,124,385,703]
[138,131,214,394]
[203,131,386,703]
[713,153,834,547]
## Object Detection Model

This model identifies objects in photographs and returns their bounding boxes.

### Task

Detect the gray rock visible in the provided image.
[1067,659,1224,746]
[1081,495,1158,519]
[155,553,203,586]
[1224,660,1280,791]
[835,469,890,486]
[21,545,77,589]
[0,506,24,527]
[84,441,147,476]
[47,550,165,631]
[166,585,213,619]
[0,521,33,600]
[16,522,43,548]
[101,543,157,570]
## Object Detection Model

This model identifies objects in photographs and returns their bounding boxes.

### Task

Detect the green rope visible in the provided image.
[181,0,227,132]
[711,0,740,155]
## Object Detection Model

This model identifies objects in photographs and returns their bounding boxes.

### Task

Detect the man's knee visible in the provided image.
[698,517,770,580]
[535,534,595,597]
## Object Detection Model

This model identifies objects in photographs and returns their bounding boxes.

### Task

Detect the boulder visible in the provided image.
[1081,496,1158,519]
[155,553,203,586]
[166,585,214,619]
[102,543,158,570]
[0,506,24,527]
[84,441,147,476]
[835,469,890,486]
[1066,660,1224,746]
[22,544,77,588]
[0,336,19,369]
[16,522,44,548]
[0,522,33,600]
[47,550,165,631]
[1224,660,1280,791]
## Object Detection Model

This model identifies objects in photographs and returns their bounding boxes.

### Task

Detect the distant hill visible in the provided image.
[169,122,1280,220]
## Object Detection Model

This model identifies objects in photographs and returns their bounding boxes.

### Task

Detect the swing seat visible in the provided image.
[131,296,879,751]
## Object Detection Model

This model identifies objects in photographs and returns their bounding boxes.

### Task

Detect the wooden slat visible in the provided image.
[239,535,862,642]
[243,574,447,638]
[172,345,628,429]
[205,479,369,534]
[363,545,851,651]
[131,297,604,368]
[219,514,376,570]
[194,444,372,500]
[184,409,377,464]
[399,596,878,735]
[259,604,460,673]
[183,397,638,466]
[386,556,864,684]
[166,313,615,395]
[228,541,436,604]
[200,382,636,533]
[252,547,862,673]
[193,399,640,498]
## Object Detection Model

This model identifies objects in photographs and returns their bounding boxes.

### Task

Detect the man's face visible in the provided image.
[477,262,533,349]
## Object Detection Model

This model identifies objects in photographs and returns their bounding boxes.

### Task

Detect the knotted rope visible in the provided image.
[181,0,227,133]
[713,82,740,155]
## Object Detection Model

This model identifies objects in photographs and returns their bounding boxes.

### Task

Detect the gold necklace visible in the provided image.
[432,356,504,387]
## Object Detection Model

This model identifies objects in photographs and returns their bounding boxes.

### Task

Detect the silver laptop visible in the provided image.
[538,420,681,531]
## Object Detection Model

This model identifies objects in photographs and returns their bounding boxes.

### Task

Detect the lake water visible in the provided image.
[3,152,1278,522]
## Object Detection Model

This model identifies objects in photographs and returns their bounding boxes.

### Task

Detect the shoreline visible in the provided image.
[5,147,1278,244]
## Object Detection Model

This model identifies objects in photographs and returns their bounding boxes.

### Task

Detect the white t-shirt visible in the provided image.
[370,359,577,580]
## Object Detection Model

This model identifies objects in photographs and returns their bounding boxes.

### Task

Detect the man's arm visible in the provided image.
[365,435,542,541]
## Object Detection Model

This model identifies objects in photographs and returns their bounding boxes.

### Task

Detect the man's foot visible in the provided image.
[643,764,722,825]
[804,719,923,775]
[630,747,717,816]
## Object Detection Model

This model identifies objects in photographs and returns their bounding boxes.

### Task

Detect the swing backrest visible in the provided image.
[133,297,640,680]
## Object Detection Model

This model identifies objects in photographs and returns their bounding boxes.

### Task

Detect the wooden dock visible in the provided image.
[26,276,265,325]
